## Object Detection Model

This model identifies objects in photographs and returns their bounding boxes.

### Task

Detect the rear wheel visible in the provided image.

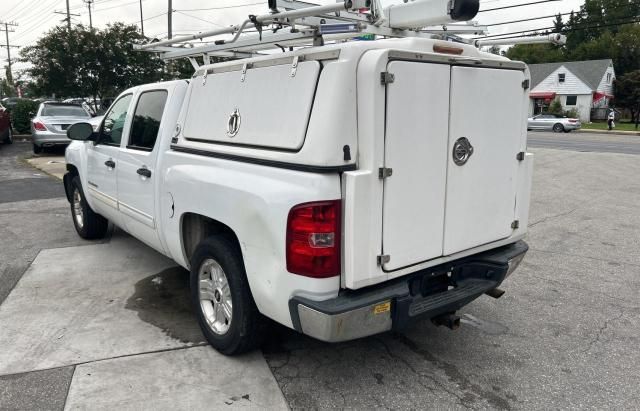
[3,128,12,144]
[190,236,266,355]
[552,123,564,133]
[70,176,109,239]
[33,143,42,154]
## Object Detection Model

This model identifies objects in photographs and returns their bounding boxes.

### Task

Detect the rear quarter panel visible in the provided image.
[159,152,342,328]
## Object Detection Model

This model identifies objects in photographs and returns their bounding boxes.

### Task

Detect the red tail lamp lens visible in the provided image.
[286,200,341,278]
[33,121,47,131]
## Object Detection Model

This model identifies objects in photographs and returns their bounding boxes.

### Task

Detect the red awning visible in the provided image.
[529,92,556,99]
[593,92,613,102]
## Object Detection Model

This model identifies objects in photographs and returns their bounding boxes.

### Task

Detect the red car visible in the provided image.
[0,102,12,144]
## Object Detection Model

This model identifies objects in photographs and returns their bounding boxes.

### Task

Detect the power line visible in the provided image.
[174,11,225,28]
[174,2,265,12]
[487,12,572,27]
[474,17,640,40]
[479,0,562,13]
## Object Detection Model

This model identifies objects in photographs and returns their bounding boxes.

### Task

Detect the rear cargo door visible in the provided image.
[381,61,450,271]
[443,66,525,254]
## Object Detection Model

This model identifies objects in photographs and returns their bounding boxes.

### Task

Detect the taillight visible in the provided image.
[33,121,47,131]
[568,119,578,123]
[286,200,341,278]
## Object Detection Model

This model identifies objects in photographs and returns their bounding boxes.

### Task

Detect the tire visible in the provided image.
[3,128,12,144]
[563,129,572,133]
[190,236,266,355]
[552,123,564,133]
[33,143,42,154]
[70,176,109,239]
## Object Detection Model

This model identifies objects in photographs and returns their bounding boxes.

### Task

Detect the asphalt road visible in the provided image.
[1,141,639,409]
[528,130,640,155]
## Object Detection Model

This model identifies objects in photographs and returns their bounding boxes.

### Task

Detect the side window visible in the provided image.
[127,90,168,151]
[100,94,133,146]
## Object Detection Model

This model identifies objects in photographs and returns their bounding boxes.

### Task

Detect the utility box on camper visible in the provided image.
[63,0,548,355]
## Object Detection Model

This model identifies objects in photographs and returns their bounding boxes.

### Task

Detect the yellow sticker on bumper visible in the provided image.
[373,301,391,314]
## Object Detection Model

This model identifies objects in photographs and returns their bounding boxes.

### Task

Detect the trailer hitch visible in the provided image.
[431,313,461,330]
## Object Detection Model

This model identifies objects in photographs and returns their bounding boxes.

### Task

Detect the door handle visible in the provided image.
[137,167,152,178]
[104,160,115,168]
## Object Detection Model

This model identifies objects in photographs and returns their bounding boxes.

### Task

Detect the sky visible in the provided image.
[0,0,584,73]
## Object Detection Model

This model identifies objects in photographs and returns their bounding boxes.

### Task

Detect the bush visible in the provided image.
[11,99,39,134]
[564,108,579,118]
[548,99,564,115]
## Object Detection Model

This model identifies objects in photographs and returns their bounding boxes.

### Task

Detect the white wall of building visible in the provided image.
[558,94,592,121]
[531,65,593,95]
[596,63,616,95]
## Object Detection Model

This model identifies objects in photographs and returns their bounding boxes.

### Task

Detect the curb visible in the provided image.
[577,128,640,136]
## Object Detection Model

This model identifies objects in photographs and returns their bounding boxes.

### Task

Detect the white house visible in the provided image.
[527,59,615,122]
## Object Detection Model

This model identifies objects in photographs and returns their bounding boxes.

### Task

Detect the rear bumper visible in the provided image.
[564,123,581,130]
[32,131,70,146]
[289,240,528,342]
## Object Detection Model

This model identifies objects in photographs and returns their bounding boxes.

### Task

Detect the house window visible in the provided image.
[558,73,566,83]
[606,73,612,83]
[566,95,577,106]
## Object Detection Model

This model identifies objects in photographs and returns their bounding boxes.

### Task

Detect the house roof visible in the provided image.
[528,59,613,90]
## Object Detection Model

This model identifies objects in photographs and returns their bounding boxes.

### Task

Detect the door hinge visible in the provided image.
[377,254,390,265]
[380,72,395,85]
[522,79,530,89]
[511,220,520,229]
[378,167,393,179]
[516,151,526,161]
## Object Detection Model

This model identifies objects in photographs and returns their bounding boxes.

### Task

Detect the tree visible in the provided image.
[548,99,564,115]
[505,1,640,76]
[20,23,165,101]
[614,69,640,125]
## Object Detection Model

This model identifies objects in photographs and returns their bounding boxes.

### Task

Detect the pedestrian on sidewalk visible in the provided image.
[607,109,615,131]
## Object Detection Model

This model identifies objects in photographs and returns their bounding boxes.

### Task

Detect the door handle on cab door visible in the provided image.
[104,159,115,168]
[137,167,152,178]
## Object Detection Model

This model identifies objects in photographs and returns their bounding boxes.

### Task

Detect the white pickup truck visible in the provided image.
[64,19,532,355]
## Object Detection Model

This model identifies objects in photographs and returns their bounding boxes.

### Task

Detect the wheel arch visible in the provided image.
[63,164,80,203]
[179,212,243,270]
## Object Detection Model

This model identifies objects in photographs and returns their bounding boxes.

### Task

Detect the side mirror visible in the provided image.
[67,122,95,141]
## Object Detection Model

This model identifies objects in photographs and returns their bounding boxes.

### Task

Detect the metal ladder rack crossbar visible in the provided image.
[133,0,565,68]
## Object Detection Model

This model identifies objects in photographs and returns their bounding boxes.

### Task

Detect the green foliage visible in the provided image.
[548,99,564,115]
[505,1,640,76]
[614,69,640,123]
[20,23,166,100]
[564,108,579,118]
[11,99,39,134]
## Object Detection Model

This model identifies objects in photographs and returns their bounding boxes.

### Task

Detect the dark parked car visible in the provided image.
[0,103,12,145]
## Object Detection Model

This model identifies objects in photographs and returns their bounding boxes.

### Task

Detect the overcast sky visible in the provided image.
[1,0,583,72]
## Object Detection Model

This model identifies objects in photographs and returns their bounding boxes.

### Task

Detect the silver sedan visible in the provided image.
[31,103,93,153]
[527,114,581,133]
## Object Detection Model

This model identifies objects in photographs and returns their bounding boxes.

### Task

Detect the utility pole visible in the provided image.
[54,8,80,30]
[0,21,18,85]
[66,0,71,31]
[168,0,172,39]
[139,0,145,37]
[84,0,93,29]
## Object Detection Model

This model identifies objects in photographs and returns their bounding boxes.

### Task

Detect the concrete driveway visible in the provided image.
[1,140,639,409]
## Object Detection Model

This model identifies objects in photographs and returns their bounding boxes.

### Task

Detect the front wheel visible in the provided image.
[190,236,266,355]
[552,123,564,133]
[70,176,109,239]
